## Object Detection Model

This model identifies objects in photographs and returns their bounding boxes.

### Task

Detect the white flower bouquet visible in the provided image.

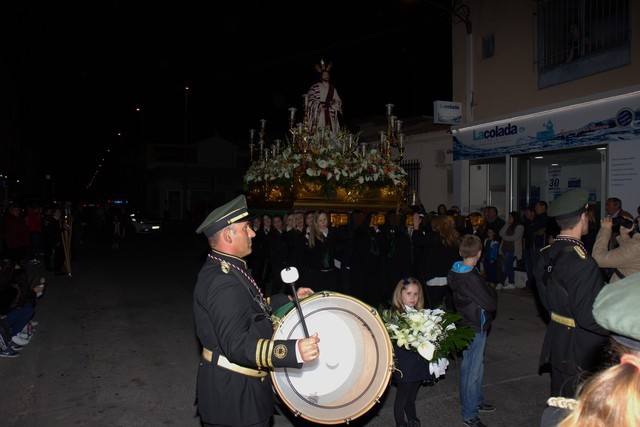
[381,306,475,378]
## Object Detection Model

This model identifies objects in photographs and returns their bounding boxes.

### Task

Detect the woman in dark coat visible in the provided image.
[412,214,461,310]
[301,210,341,293]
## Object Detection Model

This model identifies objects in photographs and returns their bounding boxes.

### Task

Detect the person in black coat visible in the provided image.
[348,212,388,306]
[42,207,65,274]
[412,214,461,310]
[193,195,320,427]
[379,211,413,308]
[389,277,432,427]
[267,214,288,295]
[300,210,341,293]
[534,189,610,399]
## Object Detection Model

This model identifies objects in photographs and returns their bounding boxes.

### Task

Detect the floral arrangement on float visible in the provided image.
[243,133,407,194]
[243,101,408,211]
[381,305,475,378]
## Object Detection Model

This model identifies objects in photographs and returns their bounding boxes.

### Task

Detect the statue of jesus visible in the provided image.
[306,60,342,136]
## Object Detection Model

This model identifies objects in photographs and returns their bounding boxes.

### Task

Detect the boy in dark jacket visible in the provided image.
[448,234,498,427]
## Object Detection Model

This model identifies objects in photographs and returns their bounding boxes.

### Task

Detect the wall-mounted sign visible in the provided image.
[434,100,462,124]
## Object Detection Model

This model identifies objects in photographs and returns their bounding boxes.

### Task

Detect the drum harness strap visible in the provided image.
[542,245,577,328]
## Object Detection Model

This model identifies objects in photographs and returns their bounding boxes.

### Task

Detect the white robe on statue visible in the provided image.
[306,81,342,136]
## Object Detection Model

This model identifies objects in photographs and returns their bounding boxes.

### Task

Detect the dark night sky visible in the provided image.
[2,1,452,199]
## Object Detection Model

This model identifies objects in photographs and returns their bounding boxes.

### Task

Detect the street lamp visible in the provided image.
[136,106,144,146]
[183,85,190,219]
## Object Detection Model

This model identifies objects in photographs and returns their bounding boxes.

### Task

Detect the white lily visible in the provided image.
[416,340,435,361]
[429,358,450,379]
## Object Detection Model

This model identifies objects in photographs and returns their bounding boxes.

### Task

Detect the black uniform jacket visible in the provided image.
[534,240,609,375]
[193,249,301,426]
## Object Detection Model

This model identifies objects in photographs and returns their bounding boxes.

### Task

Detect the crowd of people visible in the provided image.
[0,199,77,357]
[218,192,640,427]
[0,198,133,358]
[6,190,640,426]
[243,202,542,311]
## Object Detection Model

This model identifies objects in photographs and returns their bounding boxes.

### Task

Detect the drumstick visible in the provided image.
[281,266,310,338]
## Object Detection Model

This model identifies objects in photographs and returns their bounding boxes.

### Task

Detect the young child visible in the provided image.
[448,234,498,427]
[389,277,431,427]
[482,228,499,286]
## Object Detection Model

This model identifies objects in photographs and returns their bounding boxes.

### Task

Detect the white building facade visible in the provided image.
[448,0,640,219]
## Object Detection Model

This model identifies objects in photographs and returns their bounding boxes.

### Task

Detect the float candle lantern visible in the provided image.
[260,119,267,132]
[361,142,367,157]
[250,129,256,143]
[289,107,296,120]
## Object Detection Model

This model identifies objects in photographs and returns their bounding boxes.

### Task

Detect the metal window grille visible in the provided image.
[535,0,630,70]
[400,158,421,201]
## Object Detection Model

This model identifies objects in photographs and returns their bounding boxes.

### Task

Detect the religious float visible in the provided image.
[243,61,410,216]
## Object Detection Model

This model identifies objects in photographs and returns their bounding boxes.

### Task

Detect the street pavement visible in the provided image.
[2,224,550,427]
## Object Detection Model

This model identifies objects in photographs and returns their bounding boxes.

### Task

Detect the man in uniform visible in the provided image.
[193,194,320,426]
[534,188,610,398]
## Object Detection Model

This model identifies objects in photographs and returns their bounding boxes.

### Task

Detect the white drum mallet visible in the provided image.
[281,266,310,338]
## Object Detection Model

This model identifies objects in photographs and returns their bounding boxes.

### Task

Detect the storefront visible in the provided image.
[451,85,640,219]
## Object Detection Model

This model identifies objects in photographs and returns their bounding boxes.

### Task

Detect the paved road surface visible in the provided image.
[2,223,551,426]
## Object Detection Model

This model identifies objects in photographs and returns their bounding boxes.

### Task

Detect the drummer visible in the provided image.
[193,194,320,427]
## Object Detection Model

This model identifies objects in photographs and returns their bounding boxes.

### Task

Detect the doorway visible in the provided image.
[513,146,606,217]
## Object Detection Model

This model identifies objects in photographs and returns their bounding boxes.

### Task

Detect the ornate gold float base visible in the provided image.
[246,179,405,213]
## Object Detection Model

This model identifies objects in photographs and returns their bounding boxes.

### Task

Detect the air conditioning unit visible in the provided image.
[435,149,453,169]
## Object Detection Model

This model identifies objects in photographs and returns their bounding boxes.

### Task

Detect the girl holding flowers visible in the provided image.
[389,277,432,427]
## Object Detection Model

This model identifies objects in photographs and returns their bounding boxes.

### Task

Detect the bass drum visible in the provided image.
[271,292,394,425]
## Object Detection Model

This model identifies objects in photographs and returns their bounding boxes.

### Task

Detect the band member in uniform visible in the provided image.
[193,195,320,426]
[534,188,609,398]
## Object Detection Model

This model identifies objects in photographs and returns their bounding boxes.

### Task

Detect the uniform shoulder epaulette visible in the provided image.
[572,245,586,259]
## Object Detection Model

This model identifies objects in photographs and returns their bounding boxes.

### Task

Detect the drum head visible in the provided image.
[271,292,394,425]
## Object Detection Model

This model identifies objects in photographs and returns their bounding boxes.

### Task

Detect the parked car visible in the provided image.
[128,211,162,233]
